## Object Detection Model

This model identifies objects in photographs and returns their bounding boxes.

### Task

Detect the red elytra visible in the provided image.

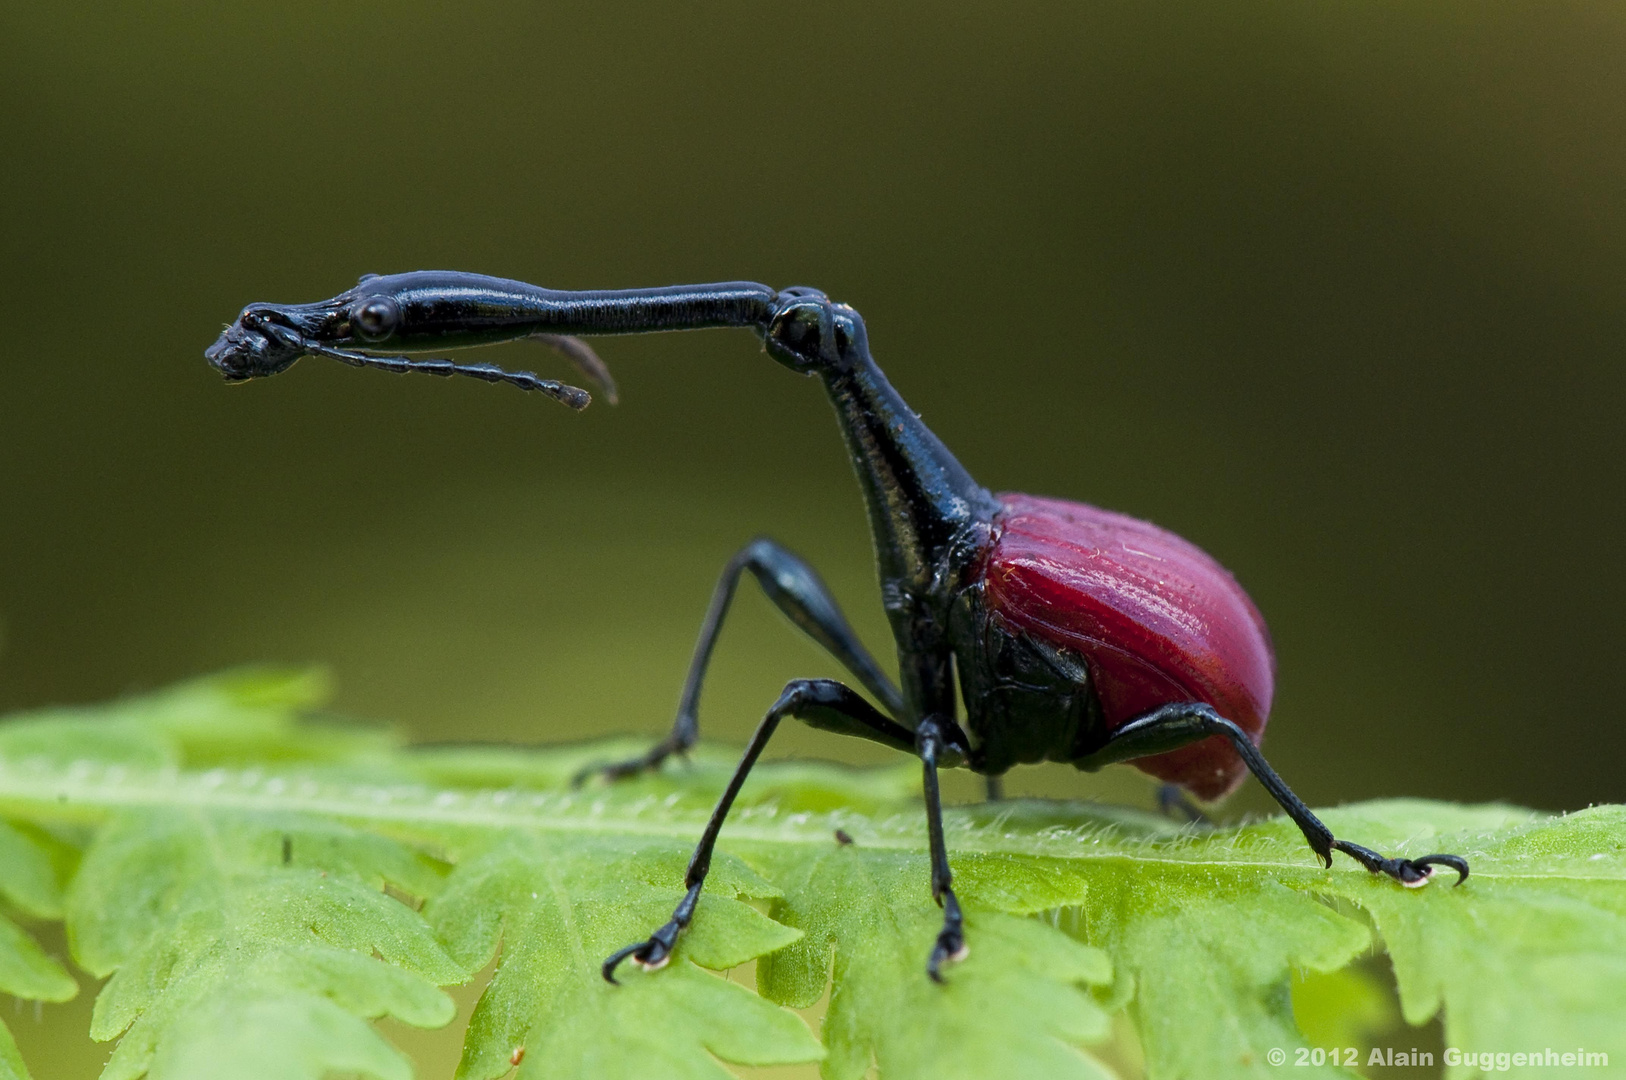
[982,493,1276,800]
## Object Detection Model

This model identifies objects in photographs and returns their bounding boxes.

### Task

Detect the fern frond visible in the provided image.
[0,671,1619,1080]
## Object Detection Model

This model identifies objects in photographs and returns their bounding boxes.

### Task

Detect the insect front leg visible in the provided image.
[527,333,618,403]
[1076,704,1469,886]
[576,537,904,785]
[602,678,914,982]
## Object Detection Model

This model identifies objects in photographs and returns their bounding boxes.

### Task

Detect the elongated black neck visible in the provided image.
[416,276,779,336]
[820,355,998,595]
[808,344,997,722]
[326,272,782,350]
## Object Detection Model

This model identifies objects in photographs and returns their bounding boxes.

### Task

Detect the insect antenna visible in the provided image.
[300,341,592,410]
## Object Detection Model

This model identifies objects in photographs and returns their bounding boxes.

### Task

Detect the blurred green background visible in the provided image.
[3,2,1623,1075]
[2,0,1623,819]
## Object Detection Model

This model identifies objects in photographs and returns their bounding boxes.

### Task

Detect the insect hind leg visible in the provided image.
[1077,703,1469,886]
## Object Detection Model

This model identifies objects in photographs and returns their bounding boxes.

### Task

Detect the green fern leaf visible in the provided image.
[0,666,388,773]
[751,840,1114,1080]
[68,810,465,1080]
[430,831,820,1080]
[0,672,1620,1080]
[0,816,78,1080]
[1311,801,1626,1077]
[0,1027,29,1080]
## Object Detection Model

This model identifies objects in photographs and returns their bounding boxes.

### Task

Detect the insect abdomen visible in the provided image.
[981,493,1275,799]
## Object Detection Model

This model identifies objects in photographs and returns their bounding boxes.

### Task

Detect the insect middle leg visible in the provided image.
[1155,783,1211,824]
[602,678,917,981]
[917,714,972,980]
[1076,704,1468,885]
[576,537,905,784]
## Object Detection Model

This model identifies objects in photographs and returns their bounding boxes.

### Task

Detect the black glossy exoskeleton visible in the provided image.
[207,271,1468,983]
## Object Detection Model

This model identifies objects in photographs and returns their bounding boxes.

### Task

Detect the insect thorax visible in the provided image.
[950,586,1107,776]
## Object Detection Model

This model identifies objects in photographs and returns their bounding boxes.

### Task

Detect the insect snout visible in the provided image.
[205,308,305,381]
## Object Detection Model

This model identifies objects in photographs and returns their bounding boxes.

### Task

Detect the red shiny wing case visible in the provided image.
[982,493,1275,799]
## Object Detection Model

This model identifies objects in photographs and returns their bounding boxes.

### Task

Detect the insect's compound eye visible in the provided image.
[352,297,399,341]
[772,307,820,353]
[766,296,863,375]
